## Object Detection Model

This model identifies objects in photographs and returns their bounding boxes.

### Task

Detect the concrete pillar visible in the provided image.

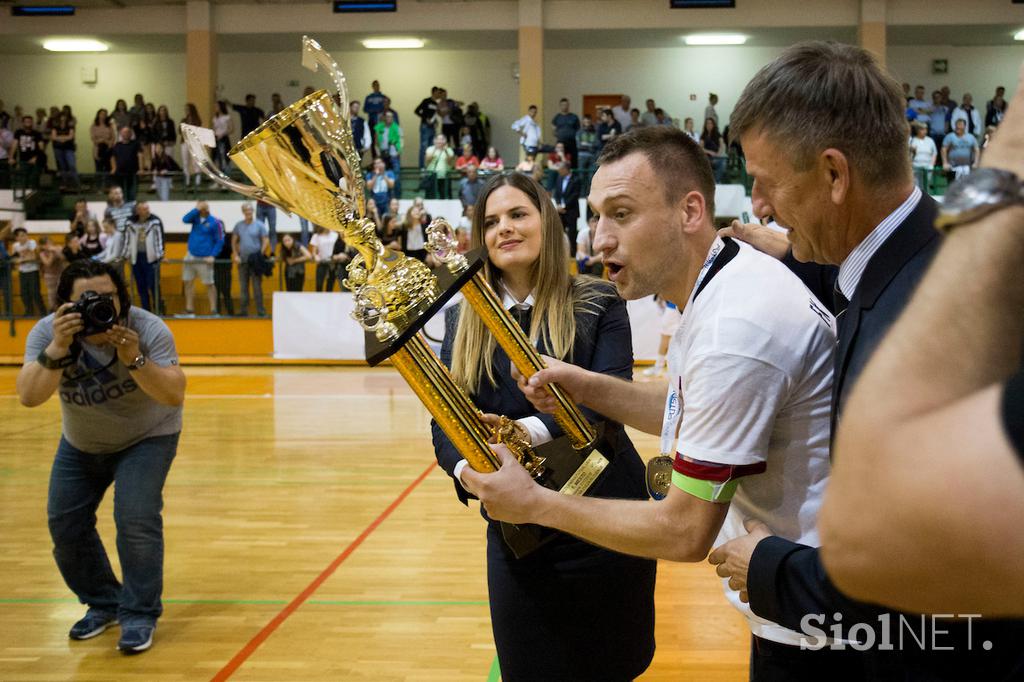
[858,0,887,69]
[186,0,217,124]
[518,0,544,136]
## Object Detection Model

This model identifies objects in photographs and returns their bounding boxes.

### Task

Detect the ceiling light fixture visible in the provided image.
[43,38,108,52]
[1014,29,1024,41]
[362,38,424,49]
[684,33,748,46]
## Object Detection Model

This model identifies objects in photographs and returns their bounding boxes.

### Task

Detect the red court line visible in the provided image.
[210,461,437,681]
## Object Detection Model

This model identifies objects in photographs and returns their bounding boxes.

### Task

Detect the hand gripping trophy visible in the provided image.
[181,37,608,557]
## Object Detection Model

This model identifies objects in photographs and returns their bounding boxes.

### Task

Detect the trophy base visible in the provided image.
[499,423,609,559]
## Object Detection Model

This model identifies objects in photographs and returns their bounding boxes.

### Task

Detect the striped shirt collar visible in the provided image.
[836,186,922,300]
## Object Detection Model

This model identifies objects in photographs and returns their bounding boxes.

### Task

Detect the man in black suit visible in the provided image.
[710,40,1024,680]
[551,162,581,248]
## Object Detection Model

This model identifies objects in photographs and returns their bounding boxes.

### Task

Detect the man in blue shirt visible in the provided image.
[181,201,224,316]
[232,202,269,317]
[363,80,387,134]
[551,98,581,168]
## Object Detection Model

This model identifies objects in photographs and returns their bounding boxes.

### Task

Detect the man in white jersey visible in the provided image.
[461,127,855,680]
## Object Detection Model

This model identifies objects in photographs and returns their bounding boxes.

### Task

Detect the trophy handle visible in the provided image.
[179,123,275,206]
[301,35,350,114]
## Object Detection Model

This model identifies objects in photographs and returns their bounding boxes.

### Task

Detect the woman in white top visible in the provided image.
[909,121,938,192]
[212,101,234,171]
[308,225,339,292]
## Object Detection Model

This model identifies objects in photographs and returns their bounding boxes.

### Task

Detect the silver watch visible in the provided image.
[126,354,147,371]
[936,168,1024,232]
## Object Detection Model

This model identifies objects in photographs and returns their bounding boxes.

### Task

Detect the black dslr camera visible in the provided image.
[70,290,118,337]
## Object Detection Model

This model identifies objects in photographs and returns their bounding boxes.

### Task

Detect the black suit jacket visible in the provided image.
[748,195,1024,679]
[552,173,581,224]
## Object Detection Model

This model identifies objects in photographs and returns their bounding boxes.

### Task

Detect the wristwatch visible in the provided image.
[36,348,75,370]
[126,353,147,371]
[935,168,1024,232]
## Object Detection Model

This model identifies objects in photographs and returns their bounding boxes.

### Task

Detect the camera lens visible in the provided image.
[91,300,117,325]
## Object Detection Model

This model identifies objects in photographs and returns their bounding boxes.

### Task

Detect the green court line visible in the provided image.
[0,597,487,607]
[487,655,502,682]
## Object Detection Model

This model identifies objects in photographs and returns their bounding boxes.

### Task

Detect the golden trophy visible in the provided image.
[181,36,610,557]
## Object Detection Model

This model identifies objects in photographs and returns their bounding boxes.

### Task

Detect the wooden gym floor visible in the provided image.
[0,366,749,681]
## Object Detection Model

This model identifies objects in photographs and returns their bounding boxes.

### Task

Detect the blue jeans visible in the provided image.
[419,124,435,168]
[131,258,158,312]
[47,433,179,625]
[54,148,79,187]
[299,218,310,246]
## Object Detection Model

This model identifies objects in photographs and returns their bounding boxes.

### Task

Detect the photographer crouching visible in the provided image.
[16,260,185,655]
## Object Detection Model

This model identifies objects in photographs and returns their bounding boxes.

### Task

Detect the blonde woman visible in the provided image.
[431,172,656,681]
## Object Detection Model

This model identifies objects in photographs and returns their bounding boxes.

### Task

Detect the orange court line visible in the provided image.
[209,461,437,681]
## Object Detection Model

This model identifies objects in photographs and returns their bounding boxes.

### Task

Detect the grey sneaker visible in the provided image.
[117,623,155,654]
[69,610,118,640]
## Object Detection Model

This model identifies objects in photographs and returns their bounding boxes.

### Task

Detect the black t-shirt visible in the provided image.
[233,105,264,137]
[112,139,141,174]
[52,125,75,151]
[14,129,42,162]
[414,97,438,127]
[1002,370,1024,464]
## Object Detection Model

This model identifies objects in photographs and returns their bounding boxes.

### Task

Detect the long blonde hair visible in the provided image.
[450,172,609,394]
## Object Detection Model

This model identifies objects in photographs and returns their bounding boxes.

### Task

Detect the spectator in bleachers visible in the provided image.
[12,227,45,316]
[14,115,43,189]
[424,134,454,198]
[682,117,698,143]
[951,93,982,137]
[653,108,673,126]
[34,108,51,159]
[547,141,571,169]
[125,201,164,313]
[180,103,202,189]
[575,211,603,277]
[551,98,580,167]
[575,114,597,173]
[640,99,659,127]
[986,85,1006,127]
[438,89,461,149]
[455,143,479,176]
[480,146,504,172]
[111,126,143,201]
[464,101,489,160]
[129,93,146,126]
[111,99,131,130]
[80,219,104,258]
[0,100,10,130]
[37,237,65,311]
[611,95,632,131]
[365,157,396,219]
[62,234,88,264]
[181,201,224,316]
[928,90,949,151]
[909,121,937,191]
[69,199,95,237]
[104,185,136,233]
[153,106,176,160]
[309,224,338,292]
[626,108,642,132]
[700,117,727,183]
[97,218,125,265]
[212,100,233,171]
[552,161,581,247]
[375,109,403,195]
[269,92,285,116]
[0,124,13,188]
[214,230,234,317]
[414,86,441,169]
[512,105,542,156]
[231,94,265,138]
[349,101,370,165]
[908,85,931,123]
[704,93,719,128]
[942,118,980,180]
[90,108,116,178]
[402,204,428,262]
[279,234,311,292]
[50,112,79,191]
[378,214,402,251]
[515,151,538,175]
[232,202,269,317]
[364,80,387,133]
[595,109,620,155]
[459,165,484,209]
[150,143,180,202]
[458,126,473,151]
[134,103,155,174]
